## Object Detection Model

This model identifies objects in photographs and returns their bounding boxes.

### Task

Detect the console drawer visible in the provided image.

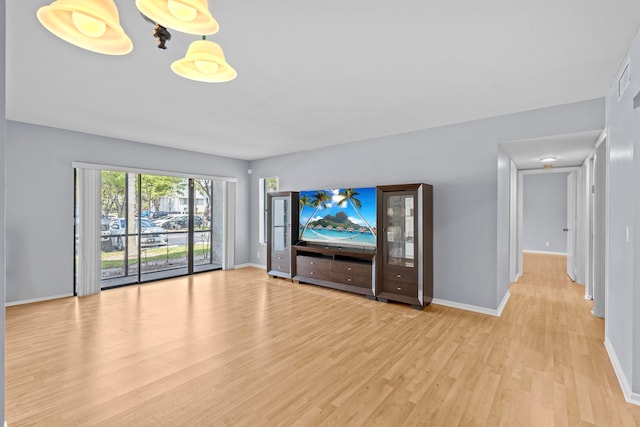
[296,255,331,279]
[330,270,372,287]
[270,258,290,273]
[271,251,288,263]
[331,260,372,287]
[332,259,370,276]
[382,279,418,297]
[383,265,417,284]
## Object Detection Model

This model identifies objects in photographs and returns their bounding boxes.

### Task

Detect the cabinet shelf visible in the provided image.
[292,241,375,259]
[376,184,433,309]
[266,192,299,279]
[292,243,376,297]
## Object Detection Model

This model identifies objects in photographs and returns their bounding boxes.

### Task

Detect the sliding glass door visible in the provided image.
[100,171,137,286]
[75,169,226,291]
[138,174,189,281]
[194,179,224,272]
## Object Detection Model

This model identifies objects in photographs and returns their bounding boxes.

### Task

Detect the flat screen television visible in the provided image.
[298,187,376,247]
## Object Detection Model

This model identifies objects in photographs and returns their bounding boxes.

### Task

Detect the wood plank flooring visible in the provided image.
[6,253,640,426]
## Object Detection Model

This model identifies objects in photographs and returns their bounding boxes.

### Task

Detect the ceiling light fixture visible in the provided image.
[135,0,219,35]
[36,0,236,82]
[539,156,557,163]
[36,0,133,55]
[171,37,236,82]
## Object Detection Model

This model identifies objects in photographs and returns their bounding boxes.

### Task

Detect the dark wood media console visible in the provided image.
[292,243,376,298]
[267,183,432,310]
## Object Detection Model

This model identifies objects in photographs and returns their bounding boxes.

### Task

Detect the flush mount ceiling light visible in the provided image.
[36,0,236,82]
[171,38,236,82]
[539,156,557,163]
[36,0,133,55]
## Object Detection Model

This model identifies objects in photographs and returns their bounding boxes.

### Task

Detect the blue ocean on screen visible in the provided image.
[299,187,377,247]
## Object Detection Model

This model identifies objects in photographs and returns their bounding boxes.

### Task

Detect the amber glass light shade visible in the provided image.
[135,0,219,35]
[37,0,133,55]
[171,40,236,82]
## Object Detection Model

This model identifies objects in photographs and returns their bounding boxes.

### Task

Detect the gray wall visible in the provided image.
[496,146,511,304]
[1,0,6,421]
[250,99,604,311]
[5,121,251,303]
[605,29,639,396]
[635,89,640,395]
[522,172,569,253]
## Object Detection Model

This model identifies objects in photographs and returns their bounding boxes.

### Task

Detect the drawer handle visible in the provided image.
[396,274,402,278]
[310,262,315,265]
[310,272,314,275]
[397,287,402,291]
[347,278,352,282]
[347,267,352,271]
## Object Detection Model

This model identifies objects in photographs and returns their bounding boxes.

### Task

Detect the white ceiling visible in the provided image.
[501,130,603,170]
[5,1,640,161]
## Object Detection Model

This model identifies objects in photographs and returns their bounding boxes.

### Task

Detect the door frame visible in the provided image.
[566,171,577,281]
[513,166,579,279]
[591,131,608,319]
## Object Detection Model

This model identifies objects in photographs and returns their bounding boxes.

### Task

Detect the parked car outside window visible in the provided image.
[150,211,170,219]
[154,214,203,229]
[100,219,113,251]
[101,218,168,251]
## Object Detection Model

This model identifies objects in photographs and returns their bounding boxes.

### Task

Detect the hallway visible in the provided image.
[497,252,639,425]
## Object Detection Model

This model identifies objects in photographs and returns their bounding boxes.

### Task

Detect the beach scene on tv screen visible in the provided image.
[299,187,376,246]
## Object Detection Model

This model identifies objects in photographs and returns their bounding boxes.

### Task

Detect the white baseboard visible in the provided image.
[6,293,74,307]
[433,292,510,317]
[234,263,266,270]
[233,266,512,317]
[604,337,640,406]
[522,250,568,256]
[496,290,511,316]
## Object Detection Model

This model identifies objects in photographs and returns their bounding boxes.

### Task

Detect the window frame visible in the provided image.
[73,162,236,292]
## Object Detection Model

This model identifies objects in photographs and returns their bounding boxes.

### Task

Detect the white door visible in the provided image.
[509,160,518,283]
[585,156,594,300]
[566,171,577,281]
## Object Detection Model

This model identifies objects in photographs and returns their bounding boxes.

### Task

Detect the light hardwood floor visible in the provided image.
[6,253,640,426]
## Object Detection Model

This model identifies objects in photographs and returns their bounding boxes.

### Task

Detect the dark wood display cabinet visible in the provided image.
[266,191,299,279]
[292,242,376,298]
[376,183,433,310]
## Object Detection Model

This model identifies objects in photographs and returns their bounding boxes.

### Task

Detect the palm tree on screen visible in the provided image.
[299,195,313,216]
[338,188,376,237]
[300,191,331,238]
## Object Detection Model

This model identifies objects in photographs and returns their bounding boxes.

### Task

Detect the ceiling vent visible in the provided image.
[617,60,631,101]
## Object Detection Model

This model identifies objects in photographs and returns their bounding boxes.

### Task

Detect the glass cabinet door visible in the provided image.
[271,196,289,252]
[384,193,416,268]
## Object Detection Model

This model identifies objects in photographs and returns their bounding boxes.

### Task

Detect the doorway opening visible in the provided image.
[500,130,607,318]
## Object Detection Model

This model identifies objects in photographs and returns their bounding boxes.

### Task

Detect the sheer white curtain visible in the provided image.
[77,167,102,296]
[222,181,235,270]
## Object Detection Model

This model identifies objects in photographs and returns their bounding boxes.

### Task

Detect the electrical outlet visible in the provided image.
[257,251,261,259]
[545,242,550,247]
